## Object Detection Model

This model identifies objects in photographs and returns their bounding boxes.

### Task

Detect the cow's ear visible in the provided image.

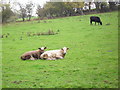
[38,48,41,50]
[44,47,47,49]
[61,48,64,50]
[67,48,69,50]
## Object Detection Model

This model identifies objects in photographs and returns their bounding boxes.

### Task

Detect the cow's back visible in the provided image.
[90,16,100,22]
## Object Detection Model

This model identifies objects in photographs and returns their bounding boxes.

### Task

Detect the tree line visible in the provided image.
[0,1,119,23]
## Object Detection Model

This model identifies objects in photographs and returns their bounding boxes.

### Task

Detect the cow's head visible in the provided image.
[38,47,47,54]
[61,47,69,55]
[100,21,102,25]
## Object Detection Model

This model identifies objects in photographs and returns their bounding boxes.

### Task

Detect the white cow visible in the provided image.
[40,47,69,60]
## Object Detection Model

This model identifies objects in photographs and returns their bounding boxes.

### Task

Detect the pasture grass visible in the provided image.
[2,11,118,88]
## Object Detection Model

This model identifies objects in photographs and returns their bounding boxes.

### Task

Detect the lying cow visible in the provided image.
[90,16,102,25]
[21,47,47,60]
[40,47,69,60]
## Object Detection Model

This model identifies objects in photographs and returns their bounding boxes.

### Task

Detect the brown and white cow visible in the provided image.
[21,47,47,60]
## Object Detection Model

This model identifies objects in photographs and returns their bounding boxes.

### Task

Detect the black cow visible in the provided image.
[90,16,102,25]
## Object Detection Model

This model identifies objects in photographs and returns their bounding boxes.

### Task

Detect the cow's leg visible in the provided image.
[90,20,92,25]
[95,22,96,25]
[30,55,36,60]
[25,55,31,60]
[46,58,53,60]
[49,58,56,60]
[41,54,48,60]
[32,54,39,59]
[56,56,63,59]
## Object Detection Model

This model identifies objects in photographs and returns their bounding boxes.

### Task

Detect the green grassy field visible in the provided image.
[2,11,118,88]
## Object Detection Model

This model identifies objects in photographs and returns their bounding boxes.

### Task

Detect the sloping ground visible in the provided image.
[2,11,118,88]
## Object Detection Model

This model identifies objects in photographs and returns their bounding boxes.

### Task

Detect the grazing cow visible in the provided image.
[90,16,102,25]
[40,47,69,60]
[21,47,47,60]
